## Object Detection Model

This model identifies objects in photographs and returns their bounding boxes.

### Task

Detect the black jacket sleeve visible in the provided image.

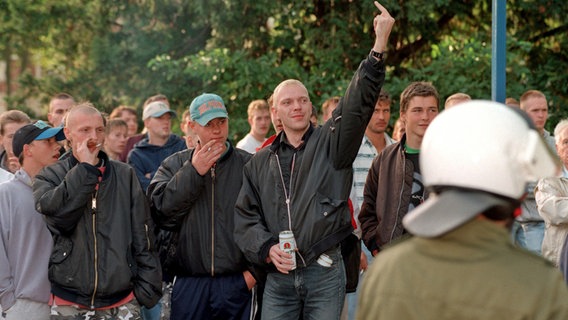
[34,162,101,235]
[128,167,163,308]
[359,154,381,253]
[147,150,206,230]
[329,56,386,169]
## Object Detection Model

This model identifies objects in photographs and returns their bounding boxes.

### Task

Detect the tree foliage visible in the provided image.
[1,0,567,138]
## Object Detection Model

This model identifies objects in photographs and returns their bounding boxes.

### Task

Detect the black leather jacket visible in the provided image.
[148,144,252,277]
[234,55,386,270]
[33,152,162,308]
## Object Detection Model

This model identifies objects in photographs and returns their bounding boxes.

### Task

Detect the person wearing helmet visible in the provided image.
[356,101,568,320]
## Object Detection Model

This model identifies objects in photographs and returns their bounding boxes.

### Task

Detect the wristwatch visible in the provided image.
[370,50,385,61]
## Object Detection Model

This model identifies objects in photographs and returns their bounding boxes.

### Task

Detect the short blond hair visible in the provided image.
[273,79,309,107]
[247,99,269,117]
[0,110,31,135]
[444,92,471,109]
[520,90,546,111]
[65,102,103,128]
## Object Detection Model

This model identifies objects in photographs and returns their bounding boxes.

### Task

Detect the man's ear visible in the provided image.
[63,127,71,143]
[23,144,33,158]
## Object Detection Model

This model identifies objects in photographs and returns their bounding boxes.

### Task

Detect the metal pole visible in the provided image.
[492,0,506,103]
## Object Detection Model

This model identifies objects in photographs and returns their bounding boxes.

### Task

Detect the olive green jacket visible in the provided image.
[357,218,568,320]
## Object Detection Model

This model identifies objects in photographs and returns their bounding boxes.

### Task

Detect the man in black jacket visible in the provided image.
[33,103,162,319]
[233,2,395,319]
[148,93,254,320]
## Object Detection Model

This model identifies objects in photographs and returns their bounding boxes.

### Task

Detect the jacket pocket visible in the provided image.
[50,236,73,264]
[316,192,346,218]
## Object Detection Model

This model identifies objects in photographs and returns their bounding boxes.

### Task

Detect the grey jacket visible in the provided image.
[234,55,386,269]
[518,130,556,222]
[0,170,52,310]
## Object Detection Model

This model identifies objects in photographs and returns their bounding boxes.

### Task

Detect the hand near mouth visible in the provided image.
[76,139,101,165]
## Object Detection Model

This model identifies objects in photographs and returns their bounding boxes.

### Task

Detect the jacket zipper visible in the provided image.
[275,153,306,267]
[210,165,216,277]
[145,224,150,250]
[91,191,99,309]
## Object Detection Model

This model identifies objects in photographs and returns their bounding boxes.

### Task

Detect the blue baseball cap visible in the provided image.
[12,120,66,157]
[189,93,229,126]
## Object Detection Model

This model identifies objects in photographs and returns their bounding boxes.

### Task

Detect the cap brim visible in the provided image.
[402,190,510,238]
[194,110,229,126]
[146,110,177,120]
[35,127,66,141]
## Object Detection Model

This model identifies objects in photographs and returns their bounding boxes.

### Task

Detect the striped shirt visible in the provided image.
[350,133,395,234]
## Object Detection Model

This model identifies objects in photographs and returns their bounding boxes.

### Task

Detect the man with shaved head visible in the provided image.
[234,2,395,319]
[33,103,162,319]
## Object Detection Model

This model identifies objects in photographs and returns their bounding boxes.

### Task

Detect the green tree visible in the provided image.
[1,0,567,137]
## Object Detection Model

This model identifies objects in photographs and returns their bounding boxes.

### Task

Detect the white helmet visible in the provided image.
[403,100,560,238]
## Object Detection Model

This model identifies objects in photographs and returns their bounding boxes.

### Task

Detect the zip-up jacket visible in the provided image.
[33,152,162,309]
[359,135,429,253]
[127,134,187,191]
[234,55,386,269]
[535,177,568,266]
[147,144,252,276]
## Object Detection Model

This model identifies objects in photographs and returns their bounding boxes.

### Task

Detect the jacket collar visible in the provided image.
[69,150,112,180]
[269,125,315,153]
[218,140,234,163]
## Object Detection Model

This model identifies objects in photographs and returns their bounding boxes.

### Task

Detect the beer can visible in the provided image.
[279,230,297,270]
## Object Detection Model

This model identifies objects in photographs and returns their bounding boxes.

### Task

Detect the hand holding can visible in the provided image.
[268,231,297,274]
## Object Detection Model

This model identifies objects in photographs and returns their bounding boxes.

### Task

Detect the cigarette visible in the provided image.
[96,143,102,148]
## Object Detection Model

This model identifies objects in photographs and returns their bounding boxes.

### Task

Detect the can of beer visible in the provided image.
[279,231,297,270]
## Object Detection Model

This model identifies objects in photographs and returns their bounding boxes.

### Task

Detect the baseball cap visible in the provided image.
[189,93,229,126]
[12,120,66,157]
[402,189,511,238]
[142,101,177,120]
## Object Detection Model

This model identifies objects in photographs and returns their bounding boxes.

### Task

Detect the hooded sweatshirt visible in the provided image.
[0,169,52,311]
[127,134,186,191]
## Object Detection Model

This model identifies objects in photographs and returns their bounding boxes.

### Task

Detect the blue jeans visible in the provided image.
[560,235,568,286]
[512,221,545,255]
[262,247,345,320]
[345,242,373,320]
[140,303,161,320]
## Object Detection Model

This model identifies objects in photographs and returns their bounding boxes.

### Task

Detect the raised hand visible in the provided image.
[372,1,395,53]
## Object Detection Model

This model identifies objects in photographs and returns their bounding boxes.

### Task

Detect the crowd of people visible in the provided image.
[2,1,568,320]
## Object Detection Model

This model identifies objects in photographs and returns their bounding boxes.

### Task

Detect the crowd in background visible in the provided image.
[2,2,568,320]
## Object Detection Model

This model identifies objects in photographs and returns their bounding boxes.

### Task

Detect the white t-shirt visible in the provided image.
[236,133,265,154]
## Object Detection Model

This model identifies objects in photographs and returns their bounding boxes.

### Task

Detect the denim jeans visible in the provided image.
[560,235,568,286]
[512,220,545,255]
[344,242,373,320]
[262,247,345,320]
[140,303,161,320]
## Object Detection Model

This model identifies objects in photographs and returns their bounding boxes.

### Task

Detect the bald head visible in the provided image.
[65,103,104,129]
[273,79,309,108]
